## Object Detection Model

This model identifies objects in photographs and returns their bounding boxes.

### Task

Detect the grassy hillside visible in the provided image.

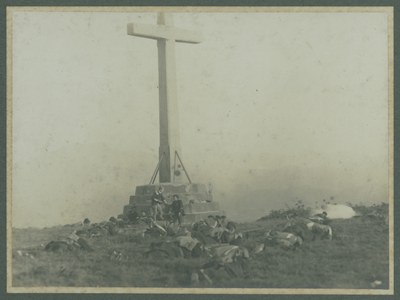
[12,205,389,289]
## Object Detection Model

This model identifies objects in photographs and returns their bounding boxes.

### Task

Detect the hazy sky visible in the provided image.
[11,10,390,227]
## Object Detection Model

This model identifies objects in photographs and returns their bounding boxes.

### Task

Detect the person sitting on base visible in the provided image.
[171,194,185,226]
[151,186,166,222]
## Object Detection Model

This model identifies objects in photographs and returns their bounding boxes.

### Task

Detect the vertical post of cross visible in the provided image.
[127,13,202,183]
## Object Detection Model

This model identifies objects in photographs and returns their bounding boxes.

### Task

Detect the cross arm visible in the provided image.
[127,23,203,44]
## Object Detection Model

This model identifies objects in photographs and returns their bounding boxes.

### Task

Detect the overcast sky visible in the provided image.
[11,10,390,228]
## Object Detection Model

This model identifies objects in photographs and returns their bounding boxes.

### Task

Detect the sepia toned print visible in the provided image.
[7,6,393,294]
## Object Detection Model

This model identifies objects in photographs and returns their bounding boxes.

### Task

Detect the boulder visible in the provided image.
[313,204,356,219]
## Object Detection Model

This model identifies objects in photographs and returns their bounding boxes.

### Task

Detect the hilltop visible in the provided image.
[11,203,389,289]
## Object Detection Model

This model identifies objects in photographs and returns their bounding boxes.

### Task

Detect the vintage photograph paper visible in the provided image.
[7,7,394,294]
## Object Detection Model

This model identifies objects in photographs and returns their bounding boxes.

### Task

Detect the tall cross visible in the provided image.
[127,13,202,183]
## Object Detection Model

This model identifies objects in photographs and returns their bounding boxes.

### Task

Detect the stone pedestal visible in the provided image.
[122,183,223,224]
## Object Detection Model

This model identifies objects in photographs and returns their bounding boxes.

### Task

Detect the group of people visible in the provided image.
[151,186,185,225]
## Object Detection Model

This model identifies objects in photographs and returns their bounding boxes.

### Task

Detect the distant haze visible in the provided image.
[11,10,389,228]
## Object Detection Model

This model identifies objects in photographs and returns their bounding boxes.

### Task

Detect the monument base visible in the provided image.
[122,183,223,224]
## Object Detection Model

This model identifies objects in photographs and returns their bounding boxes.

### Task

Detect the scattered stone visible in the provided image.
[253,243,265,254]
[110,250,128,262]
[370,280,382,288]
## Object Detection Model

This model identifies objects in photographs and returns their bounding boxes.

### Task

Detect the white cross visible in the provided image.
[127,13,202,183]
